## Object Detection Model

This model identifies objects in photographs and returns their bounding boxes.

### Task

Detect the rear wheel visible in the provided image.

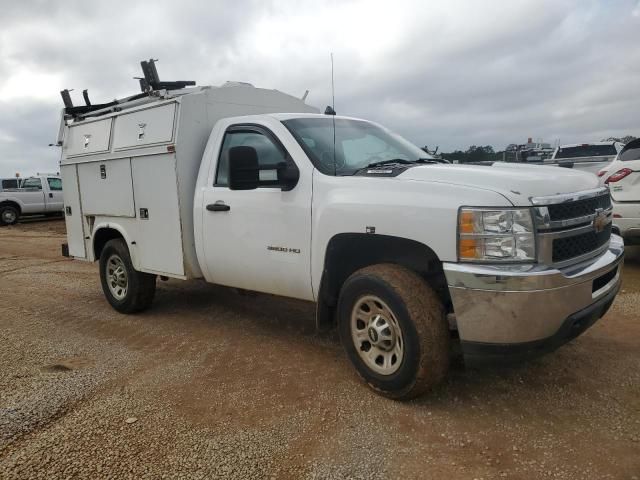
[99,238,156,313]
[0,205,19,226]
[338,264,450,400]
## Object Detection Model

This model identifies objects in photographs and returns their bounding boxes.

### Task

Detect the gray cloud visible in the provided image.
[0,0,639,176]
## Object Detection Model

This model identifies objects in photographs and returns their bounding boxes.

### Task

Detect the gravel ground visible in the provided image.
[0,218,639,479]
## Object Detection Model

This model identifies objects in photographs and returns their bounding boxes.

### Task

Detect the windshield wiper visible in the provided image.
[365,159,414,168]
[350,158,439,176]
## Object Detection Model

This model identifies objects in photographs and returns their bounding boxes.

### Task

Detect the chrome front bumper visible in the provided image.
[443,235,624,357]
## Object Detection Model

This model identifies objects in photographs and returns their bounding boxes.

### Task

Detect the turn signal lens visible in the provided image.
[605,168,632,184]
[459,211,477,234]
[459,238,478,258]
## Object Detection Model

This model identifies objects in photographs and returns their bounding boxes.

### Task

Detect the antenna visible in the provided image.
[330,53,337,176]
[331,52,335,112]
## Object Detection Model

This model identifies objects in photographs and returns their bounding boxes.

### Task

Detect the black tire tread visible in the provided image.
[340,263,450,400]
[99,239,156,313]
[0,205,19,226]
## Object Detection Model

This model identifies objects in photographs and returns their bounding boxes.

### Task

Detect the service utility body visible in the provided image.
[58,60,624,399]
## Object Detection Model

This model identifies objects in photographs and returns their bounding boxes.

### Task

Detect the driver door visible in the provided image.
[200,122,314,301]
[45,177,64,211]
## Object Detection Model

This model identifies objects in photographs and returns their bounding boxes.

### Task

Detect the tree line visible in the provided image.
[425,134,637,163]
[423,145,498,163]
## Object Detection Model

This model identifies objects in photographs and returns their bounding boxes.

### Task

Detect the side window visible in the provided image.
[47,178,63,191]
[215,130,287,187]
[22,178,42,190]
[1,179,18,189]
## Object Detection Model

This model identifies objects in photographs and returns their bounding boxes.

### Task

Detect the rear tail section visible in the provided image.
[606,139,640,202]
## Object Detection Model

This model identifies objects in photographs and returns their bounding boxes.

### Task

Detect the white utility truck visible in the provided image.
[0,174,63,225]
[59,61,624,399]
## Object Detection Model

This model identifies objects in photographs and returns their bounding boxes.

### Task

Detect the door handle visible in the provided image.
[206,202,231,212]
[49,193,53,198]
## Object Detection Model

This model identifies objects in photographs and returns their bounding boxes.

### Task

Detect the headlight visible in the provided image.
[458,208,535,262]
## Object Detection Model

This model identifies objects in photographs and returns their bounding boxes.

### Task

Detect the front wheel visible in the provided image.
[99,238,156,313]
[338,264,450,400]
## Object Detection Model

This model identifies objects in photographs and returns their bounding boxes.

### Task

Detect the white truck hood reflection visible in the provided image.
[398,163,600,206]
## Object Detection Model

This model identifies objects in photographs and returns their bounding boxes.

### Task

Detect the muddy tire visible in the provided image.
[99,238,156,313]
[0,205,19,226]
[337,264,450,400]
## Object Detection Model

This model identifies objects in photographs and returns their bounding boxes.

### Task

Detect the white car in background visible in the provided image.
[598,138,640,245]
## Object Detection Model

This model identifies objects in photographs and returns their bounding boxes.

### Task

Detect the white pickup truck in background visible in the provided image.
[59,61,624,399]
[548,141,624,175]
[0,174,64,225]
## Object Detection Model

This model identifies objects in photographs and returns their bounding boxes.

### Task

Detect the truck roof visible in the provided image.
[65,84,312,125]
[267,112,372,122]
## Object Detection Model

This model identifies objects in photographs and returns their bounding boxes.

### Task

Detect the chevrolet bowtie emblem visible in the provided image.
[593,208,608,233]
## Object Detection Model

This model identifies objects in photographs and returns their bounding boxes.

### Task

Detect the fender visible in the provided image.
[0,197,25,212]
[315,233,449,331]
[91,222,140,270]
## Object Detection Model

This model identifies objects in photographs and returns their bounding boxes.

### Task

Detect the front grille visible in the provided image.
[547,193,611,221]
[552,223,611,263]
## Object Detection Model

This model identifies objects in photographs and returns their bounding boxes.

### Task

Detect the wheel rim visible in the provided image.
[106,254,128,301]
[2,210,16,224]
[351,295,404,375]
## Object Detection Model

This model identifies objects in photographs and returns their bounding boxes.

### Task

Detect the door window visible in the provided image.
[47,178,63,191]
[21,178,42,189]
[215,130,287,187]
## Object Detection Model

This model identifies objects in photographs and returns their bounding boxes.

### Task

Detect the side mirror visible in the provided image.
[228,145,300,191]
[228,146,259,190]
[277,162,299,192]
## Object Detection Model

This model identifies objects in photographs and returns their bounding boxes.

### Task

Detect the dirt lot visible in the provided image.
[0,219,639,479]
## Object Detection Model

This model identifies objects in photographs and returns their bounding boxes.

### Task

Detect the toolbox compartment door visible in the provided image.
[60,164,86,258]
[77,158,135,217]
[131,153,185,276]
[65,118,112,157]
[113,103,177,150]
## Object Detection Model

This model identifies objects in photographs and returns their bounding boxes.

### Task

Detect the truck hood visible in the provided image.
[398,163,600,205]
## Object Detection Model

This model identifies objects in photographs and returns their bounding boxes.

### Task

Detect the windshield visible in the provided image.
[282,117,432,175]
[555,144,617,159]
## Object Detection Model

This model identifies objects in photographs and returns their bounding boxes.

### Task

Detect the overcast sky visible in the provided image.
[0,0,639,177]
